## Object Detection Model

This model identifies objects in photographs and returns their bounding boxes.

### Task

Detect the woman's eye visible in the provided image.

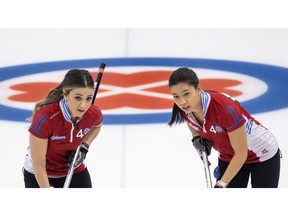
[183,92,190,97]
[75,96,82,101]
[173,95,179,99]
[86,97,93,101]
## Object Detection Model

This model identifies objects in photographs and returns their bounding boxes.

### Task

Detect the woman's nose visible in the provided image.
[79,100,89,108]
[179,97,186,105]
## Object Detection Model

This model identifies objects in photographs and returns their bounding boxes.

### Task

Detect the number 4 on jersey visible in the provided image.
[76,128,90,138]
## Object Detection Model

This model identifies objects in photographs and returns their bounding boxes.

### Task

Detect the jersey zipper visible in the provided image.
[187,113,207,133]
[70,123,74,142]
[70,118,80,143]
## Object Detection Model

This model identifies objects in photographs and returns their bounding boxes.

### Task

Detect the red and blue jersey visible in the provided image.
[24,98,103,177]
[184,90,278,163]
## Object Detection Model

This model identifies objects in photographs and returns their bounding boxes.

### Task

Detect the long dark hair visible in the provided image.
[27,69,94,121]
[168,67,199,126]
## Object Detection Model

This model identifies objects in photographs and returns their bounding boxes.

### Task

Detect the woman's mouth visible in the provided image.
[77,109,85,114]
[182,105,190,111]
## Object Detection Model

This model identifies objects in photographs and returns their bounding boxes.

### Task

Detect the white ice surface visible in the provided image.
[0,27,287,215]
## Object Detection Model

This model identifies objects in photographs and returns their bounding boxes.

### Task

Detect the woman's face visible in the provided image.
[64,87,94,119]
[170,82,202,113]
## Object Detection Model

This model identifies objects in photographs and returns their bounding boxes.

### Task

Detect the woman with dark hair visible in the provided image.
[23,69,103,188]
[168,67,281,188]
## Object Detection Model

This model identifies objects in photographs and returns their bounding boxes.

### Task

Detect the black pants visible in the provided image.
[216,149,281,188]
[23,168,92,188]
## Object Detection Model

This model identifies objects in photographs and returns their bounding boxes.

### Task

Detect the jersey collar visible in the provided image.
[59,98,73,124]
[186,90,211,121]
[200,90,211,117]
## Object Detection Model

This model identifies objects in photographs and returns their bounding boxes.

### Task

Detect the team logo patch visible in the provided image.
[210,125,224,134]
[0,58,288,124]
[83,127,90,135]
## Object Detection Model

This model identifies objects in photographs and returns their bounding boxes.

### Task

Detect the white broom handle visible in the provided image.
[201,151,212,188]
[63,144,81,188]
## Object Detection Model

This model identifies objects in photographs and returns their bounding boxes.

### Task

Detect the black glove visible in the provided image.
[192,135,213,156]
[66,142,89,169]
[214,185,224,188]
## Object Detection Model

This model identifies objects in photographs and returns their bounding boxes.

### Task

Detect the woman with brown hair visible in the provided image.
[23,69,103,188]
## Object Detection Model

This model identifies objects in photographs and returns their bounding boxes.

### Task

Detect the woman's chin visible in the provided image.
[72,112,84,119]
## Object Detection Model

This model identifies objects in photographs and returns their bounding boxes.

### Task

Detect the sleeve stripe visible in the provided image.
[35,114,45,131]
[30,126,45,136]
[225,105,245,131]
[33,114,48,134]
[226,105,240,123]
[226,117,244,130]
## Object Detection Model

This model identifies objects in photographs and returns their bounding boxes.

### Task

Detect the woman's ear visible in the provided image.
[62,89,67,99]
[197,84,202,95]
